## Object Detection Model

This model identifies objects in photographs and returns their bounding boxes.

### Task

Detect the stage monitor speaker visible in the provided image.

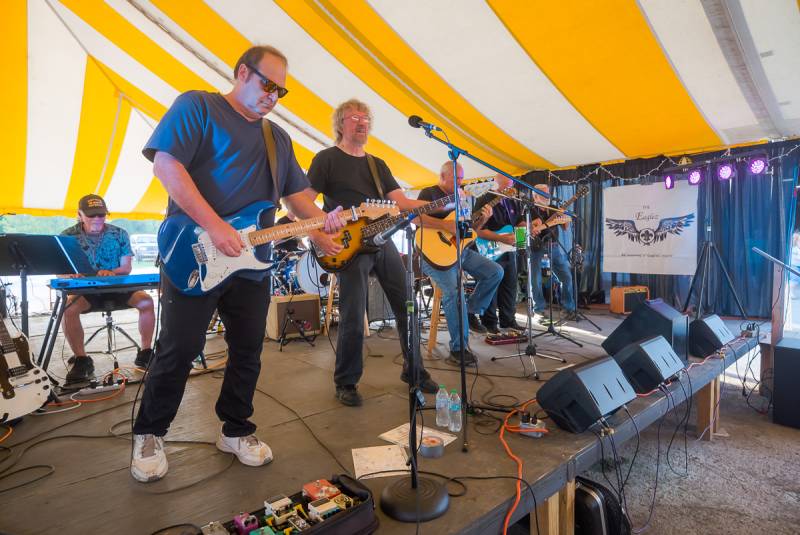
[610,285,649,314]
[773,337,800,429]
[601,298,688,362]
[367,275,394,322]
[689,315,735,357]
[611,336,685,394]
[537,356,636,434]
[266,294,321,340]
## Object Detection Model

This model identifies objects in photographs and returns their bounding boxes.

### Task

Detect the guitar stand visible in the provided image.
[532,238,583,348]
[556,239,601,332]
[278,308,316,350]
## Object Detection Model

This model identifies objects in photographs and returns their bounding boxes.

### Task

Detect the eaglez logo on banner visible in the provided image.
[602,182,698,275]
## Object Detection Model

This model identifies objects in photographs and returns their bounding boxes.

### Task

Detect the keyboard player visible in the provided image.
[58,194,155,384]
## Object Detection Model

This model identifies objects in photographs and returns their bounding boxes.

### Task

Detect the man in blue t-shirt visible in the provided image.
[130,45,344,483]
[59,194,155,384]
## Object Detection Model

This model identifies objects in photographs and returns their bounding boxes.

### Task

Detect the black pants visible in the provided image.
[335,242,417,386]
[481,251,519,328]
[132,274,270,437]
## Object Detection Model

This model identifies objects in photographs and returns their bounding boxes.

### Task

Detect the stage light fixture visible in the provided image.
[716,162,735,180]
[748,156,767,174]
[687,168,704,185]
[664,174,675,189]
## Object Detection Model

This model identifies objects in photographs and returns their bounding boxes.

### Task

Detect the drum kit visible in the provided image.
[271,240,330,298]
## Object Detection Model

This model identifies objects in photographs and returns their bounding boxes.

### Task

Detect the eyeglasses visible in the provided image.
[245,64,289,98]
[85,214,106,219]
[347,114,371,124]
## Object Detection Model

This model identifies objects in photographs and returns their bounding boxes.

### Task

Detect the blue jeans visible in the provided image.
[530,243,576,312]
[423,248,503,351]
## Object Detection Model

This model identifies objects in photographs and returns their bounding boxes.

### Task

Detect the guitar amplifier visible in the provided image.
[609,286,649,314]
[266,294,321,340]
[367,275,394,322]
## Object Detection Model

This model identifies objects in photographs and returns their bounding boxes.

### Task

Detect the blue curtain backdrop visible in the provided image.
[523,140,799,318]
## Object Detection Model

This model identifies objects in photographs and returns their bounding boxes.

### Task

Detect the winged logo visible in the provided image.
[605,213,695,246]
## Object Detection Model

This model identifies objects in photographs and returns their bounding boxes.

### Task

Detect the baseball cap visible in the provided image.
[78,194,108,217]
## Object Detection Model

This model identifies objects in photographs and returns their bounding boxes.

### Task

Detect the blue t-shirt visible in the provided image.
[61,223,132,273]
[143,91,309,221]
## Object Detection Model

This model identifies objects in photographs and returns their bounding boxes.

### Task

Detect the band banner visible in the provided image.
[602,182,698,275]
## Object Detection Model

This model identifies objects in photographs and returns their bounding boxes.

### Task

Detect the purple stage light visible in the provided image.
[748,157,767,174]
[687,168,703,185]
[664,175,675,189]
[717,163,734,180]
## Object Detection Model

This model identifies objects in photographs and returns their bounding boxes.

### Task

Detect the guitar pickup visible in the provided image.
[192,243,208,263]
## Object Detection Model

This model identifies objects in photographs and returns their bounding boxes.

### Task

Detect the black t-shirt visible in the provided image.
[307,147,401,211]
[417,185,452,220]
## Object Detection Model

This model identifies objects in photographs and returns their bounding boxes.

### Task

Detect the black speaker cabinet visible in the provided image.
[611,336,685,394]
[773,337,800,429]
[601,298,689,362]
[266,294,321,340]
[689,314,735,357]
[367,275,394,322]
[537,356,636,433]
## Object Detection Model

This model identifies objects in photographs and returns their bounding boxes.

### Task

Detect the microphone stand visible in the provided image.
[380,220,449,522]
[411,124,572,451]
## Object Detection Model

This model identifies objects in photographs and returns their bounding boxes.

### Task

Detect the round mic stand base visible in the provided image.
[380,477,450,523]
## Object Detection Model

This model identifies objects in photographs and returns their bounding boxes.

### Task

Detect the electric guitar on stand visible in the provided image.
[415,187,516,269]
[530,186,588,251]
[475,215,572,261]
[158,200,398,295]
[1,317,49,423]
[314,180,494,272]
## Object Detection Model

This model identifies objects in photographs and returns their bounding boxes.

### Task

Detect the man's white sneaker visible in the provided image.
[216,431,273,467]
[130,434,168,482]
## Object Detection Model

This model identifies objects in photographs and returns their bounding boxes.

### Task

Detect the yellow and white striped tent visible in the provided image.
[3,0,799,219]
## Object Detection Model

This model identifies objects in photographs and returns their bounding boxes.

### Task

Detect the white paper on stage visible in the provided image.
[379,423,457,448]
[603,182,698,275]
[351,445,408,480]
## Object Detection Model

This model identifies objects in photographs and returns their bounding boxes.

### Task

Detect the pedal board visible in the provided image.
[485,332,528,345]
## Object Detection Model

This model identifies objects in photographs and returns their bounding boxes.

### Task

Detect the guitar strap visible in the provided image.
[261,119,281,207]
[366,154,384,199]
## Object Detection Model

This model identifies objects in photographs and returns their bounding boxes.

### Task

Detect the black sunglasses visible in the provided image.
[245,64,289,98]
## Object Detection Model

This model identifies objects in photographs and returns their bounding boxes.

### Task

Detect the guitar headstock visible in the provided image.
[462,178,495,197]
[576,185,589,198]
[357,200,400,220]
[550,214,572,225]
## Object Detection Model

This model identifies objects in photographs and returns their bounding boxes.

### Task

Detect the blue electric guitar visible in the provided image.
[158,200,398,295]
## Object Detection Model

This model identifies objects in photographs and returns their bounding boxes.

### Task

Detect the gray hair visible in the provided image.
[332,99,372,144]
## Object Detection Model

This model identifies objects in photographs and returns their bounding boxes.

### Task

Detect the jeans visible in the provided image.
[133,274,270,438]
[530,242,576,312]
[334,241,416,386]
[422,248,503,351]
[481,251,519,327]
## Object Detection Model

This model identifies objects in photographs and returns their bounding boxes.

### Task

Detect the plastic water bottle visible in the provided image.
[435,385,450,428]
[448,390,462,432]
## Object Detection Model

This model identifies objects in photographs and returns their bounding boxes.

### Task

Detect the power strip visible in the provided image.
[77,382,123,396]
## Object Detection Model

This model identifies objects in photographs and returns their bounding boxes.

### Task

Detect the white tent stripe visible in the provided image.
[368,0,624,167]
[24,0,86,210]
[103,109,157,213]
[639,0,763,145]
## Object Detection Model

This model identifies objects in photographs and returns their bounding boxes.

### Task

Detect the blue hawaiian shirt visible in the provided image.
[61,223,133,273]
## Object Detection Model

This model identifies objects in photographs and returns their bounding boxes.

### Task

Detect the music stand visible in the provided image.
[0,234,92,336]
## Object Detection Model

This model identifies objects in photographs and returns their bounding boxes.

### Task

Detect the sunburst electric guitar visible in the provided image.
[1,317,49,423]
[414,187,516,270]
[314,180,494,272]
[159,200,399,295]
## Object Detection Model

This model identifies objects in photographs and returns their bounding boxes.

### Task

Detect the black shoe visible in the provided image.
[446,349,477,368]
[401,370,438,394]
[468,314,487,334]
[65,356,95,384]
[483,323,500,335]
[500,321,525,331]
[335,384,363,407]
[134,348,153,368]
[562,310,579,321]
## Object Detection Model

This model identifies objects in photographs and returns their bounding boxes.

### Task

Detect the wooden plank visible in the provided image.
[427,284,442,357]
[558,479,575,534]
[696,376,719,441]
[322,273,336,335]
[535,492,559,535]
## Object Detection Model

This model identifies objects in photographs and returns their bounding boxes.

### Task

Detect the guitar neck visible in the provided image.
[0,318,19,354]
[363,193,457,237]
[248,213,350,246]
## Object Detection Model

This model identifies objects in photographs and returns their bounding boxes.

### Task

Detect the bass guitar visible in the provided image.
[1,317,49,423]
[159,200,398,295]
[314,180,494,272]
[530,186,588,250]
[415,187,515,269]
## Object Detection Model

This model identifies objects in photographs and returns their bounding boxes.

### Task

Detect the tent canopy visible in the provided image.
[3,0,799,219]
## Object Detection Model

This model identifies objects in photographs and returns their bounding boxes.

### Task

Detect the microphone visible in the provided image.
[368,215,414,247]
[408,115,442,132]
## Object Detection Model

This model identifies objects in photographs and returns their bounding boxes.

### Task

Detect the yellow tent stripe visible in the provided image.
[488,0,721,158]
[131,176,168,215]
[1,1,27,212]
[150,0,437,186]
[313,0,551,170]
[64,59,128,209]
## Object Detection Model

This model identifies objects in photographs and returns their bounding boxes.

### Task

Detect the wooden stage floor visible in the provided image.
[0,307,761,534]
